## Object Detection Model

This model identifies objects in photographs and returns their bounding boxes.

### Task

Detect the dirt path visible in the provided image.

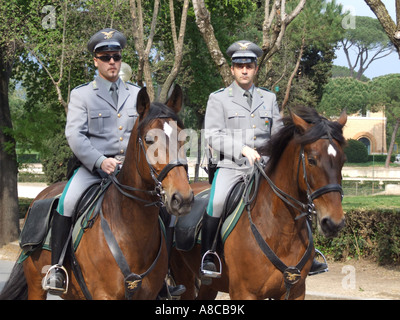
[2,241,399,300]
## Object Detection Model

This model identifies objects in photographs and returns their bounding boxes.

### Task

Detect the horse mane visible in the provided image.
[138,102,184,136]
[263,106,346,174]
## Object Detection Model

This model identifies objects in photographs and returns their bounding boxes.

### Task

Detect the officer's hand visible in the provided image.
[241,146,260,166]
[101,158,122,175]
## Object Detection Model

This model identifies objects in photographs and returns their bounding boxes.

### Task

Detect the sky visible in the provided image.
[333,0,400,79]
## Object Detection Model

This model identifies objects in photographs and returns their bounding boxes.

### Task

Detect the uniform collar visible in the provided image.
[233,81,255,97]
[94,75,121,91]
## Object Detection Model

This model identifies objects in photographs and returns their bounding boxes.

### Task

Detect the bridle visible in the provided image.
[99,126,188,300]
[245,136,343,299]
[109,136,188,207]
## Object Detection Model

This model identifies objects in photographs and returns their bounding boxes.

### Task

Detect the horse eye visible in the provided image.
[308,158,317,166]
[144,135,155,145]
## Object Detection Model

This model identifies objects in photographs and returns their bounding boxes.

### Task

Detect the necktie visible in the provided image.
[244,90,252,107]
[110,82,118,106]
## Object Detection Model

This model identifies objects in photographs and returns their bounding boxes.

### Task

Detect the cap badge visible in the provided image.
[238,42,251,50]
[101,30,115,39]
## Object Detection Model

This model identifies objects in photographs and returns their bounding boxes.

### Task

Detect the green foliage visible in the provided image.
[344,139,368,163]
[331,65,370,82]
[318,77,370,116]
[314,209,400,265]
[41,132,72,184]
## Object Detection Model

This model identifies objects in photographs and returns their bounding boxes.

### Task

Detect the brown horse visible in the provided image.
[0,85,194,300]
[170,106,347,300]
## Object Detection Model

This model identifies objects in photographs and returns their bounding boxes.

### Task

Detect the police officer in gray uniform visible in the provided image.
[201,40,328,281]
[43,28,141,294]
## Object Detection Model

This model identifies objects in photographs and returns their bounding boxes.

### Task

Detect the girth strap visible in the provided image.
[100,208,163,299]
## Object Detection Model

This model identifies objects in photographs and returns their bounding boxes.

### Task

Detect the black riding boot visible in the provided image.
[309,249,329,275]
[200,213,221,284]
[160,226,186,298]
[43,212,72,295]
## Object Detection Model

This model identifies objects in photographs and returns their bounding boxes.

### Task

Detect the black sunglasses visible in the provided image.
[95,54,122,62]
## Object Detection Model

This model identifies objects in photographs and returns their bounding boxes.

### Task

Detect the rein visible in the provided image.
[245,142,343,299]
[98,135,187,299]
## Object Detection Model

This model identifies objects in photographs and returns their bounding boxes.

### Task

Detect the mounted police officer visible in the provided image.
[43,28,141,294]
[201,40,328,283]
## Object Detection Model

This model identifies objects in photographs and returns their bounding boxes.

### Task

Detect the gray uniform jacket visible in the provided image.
[204,81,282,169]
[65,76,141,171]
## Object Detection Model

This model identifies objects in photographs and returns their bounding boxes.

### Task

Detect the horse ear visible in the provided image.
[290,108,311,133]
[337,109,347,127]
[137,87,150,119]
[166,84,183,114]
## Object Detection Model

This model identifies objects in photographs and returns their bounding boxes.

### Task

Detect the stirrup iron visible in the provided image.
[200,250,222,278]
[42,265,69,295]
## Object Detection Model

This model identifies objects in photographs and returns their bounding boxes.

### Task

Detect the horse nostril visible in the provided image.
[320,217,345,237]
[171,192,183,208]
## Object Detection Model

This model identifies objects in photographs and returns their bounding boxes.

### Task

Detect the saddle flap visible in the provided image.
[19,197,59,252]
[174,189,210,251]
[174,181,248,251]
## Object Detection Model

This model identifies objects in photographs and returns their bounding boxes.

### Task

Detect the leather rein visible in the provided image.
[97,135,188,299]
[244,139,343,299]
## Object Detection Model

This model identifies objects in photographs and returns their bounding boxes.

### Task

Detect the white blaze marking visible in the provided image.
[328,144,337,157]
[164,122,173,138]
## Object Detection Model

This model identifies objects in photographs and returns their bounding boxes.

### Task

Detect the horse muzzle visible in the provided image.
[319,216,345,238]
[166,190,194,217]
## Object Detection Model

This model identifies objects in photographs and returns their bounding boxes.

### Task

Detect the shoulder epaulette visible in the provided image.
[125,81,141,88]
[258,86,272,93]
[74,82,90,90]
[212,88,225,95]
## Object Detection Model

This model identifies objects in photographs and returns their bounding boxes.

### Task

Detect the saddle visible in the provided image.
[174,180,247,252]
[19,181,109,259]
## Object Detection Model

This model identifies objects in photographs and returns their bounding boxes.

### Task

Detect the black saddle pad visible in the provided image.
[19,197,58,253]
[174,181,245,251]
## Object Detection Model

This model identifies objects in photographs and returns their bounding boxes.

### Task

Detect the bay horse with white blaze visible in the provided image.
[0,85,194,300]
[170,106,347,300]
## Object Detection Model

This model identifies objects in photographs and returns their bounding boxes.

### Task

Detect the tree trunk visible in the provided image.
[385,118,400,168]
[281,35,305,110]
[158,0,190,102]
[364,0,400,58]
[192,0,232,86]
[0,47,19,246]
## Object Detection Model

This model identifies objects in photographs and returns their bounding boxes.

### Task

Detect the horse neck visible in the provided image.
[262,141,306,232]
[109,130,160,232]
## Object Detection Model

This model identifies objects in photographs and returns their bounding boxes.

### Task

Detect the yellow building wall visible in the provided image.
[342,110,387,154]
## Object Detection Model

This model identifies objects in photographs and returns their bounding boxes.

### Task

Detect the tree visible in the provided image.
[318,77,370,117]
[340,16,393,80]
[0,1,26,246]
[368,74,400,167]
[280,0,344,110]
[192,0,306,86]
[364,0,400,58]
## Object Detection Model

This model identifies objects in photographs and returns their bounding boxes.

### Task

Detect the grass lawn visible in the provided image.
[343,195,400,212]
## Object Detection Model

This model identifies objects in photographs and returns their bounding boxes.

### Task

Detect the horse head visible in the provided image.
[290,107,347,237]
[128,85,194,216]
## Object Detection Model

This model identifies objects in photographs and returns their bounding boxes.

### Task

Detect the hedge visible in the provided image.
[314,210,400,265]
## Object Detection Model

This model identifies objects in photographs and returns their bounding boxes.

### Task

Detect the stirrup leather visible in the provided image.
[42,265,69,295]
[200,250,222,278]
